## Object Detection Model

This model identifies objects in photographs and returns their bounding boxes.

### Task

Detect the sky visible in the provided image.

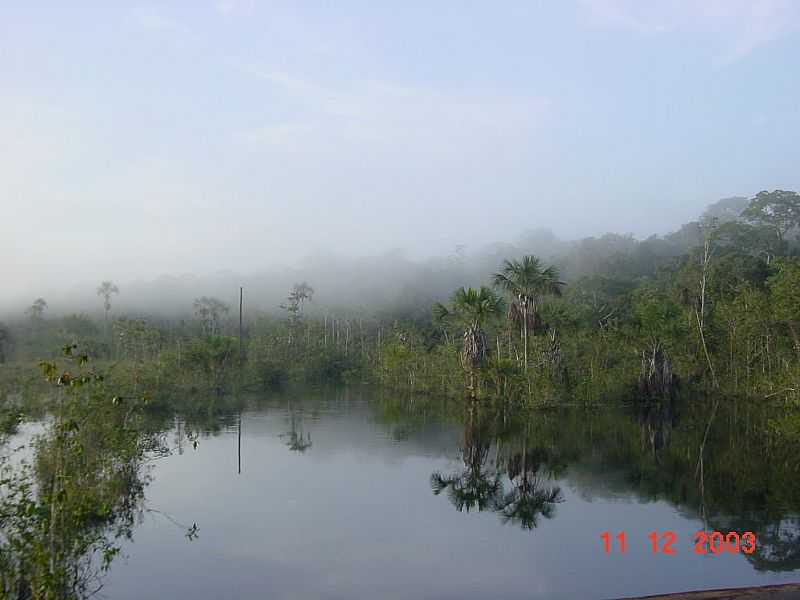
[3,0,800,301]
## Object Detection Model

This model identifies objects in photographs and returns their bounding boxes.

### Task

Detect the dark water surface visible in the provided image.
[97,387,799,600]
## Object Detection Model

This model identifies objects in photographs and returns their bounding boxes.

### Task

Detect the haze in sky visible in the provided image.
[3,1,800,301]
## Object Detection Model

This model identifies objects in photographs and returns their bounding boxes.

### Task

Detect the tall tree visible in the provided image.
[281,282,314,346]
[281,282,314,323]
[27,298,47,320]
[741,190,800,248]
[193,297,229,336]
[434,286,505,392]
[0,322,10,363]
[492,256,564,371]
[714,221,782,264]
[768,258,800,355]
[290,282,314,316]
[96,280,119,332]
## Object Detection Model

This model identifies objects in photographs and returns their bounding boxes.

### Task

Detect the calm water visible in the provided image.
[89,387,798,600]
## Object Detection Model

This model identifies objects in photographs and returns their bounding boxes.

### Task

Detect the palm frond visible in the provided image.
[432,302,451,323]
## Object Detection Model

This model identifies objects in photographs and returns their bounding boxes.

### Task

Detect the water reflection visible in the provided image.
[0,398,160,598]
[636,394,677,464]
[495,439,563,530]
[280,399,312,452]
[430,403,564,530]
[4,384,800,599]
[430,404,502,512]
[416,391,800,576]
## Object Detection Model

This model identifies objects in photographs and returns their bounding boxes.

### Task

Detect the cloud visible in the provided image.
[579,0,800,62]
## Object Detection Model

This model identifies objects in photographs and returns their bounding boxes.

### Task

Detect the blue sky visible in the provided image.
[3,1,800,291]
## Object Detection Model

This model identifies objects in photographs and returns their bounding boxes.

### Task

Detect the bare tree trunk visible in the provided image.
[697,237,718,388]
[522,301,529,372]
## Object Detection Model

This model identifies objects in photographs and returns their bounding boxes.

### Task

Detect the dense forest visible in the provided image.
[3,190,800,406]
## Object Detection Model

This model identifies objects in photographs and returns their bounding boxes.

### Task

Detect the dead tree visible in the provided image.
[639,340,675,397]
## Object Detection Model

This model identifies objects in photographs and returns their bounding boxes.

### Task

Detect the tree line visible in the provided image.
[2,190,800,404]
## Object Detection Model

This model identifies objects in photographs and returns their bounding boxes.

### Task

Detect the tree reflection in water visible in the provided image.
[281,399,312,452]
[420,389,800,549]
[430,401,563,529]
[0,349,197,600]
[431,403,501,512]
[495,441,563,530]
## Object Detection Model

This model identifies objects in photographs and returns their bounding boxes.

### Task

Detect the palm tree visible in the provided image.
[433,286,505,392]
[492,256,564,371]
[96,281,119,333]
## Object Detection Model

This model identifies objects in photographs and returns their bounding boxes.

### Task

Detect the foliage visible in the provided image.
[742,189,800,243]
[434,286,505,391]
[0,345,156,599]
[192,297,229,337]
[5,189,800,403]
[183,336,237,389]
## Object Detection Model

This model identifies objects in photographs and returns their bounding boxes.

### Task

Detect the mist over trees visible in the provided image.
[3,191,800,331]
[0,190,800,345]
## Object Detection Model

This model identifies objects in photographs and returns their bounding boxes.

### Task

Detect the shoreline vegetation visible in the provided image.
[4,192,800,409]
[3,191,800,598]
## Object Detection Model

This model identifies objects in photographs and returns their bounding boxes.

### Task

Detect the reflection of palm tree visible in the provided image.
[430,404,502,512]
[282,403,312,452]
[495,478,563,530]
[430,406,565,530]
[430,468,502,512]
[286,429,312,452]
[495,439,564,530]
